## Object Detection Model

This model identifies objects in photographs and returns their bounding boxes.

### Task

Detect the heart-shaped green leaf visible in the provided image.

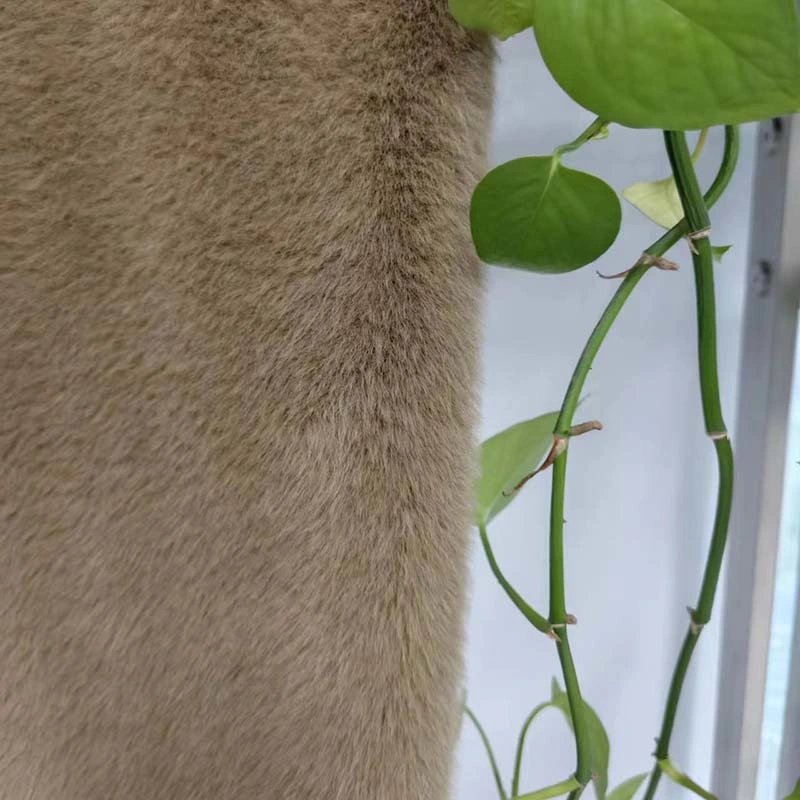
[783,779,800,800]
[608,774,648,800]
[550,679,611,800]
[475,412,558,526]
[657,758,716,800]
[449,0,535,39]
[471,157,621,273]
[533,0,800,129]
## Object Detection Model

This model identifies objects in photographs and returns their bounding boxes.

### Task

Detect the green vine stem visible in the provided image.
[546,125,740,800]
[479,523,552,636]
[555,117,609,158]
[472,126,739,800]
[549,450,592,795]
[465,706,508,800]
[640,130,736,800]
[512,702,552,797]
[556,126,739,435]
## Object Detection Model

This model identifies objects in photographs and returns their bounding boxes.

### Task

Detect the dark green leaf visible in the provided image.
[533,0,800,129]
[449,0,534,39]
[475,412,558,526]
[550,679,610,800]
[471,157,621,273]
[607,774,648,800]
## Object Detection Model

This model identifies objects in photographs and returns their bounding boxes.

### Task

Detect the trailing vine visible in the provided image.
[450,1,800,798]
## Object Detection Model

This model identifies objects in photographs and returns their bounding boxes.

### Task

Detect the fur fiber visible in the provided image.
[1,2,493,798]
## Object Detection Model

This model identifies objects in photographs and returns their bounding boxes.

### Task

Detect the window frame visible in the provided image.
[712,115,800,800]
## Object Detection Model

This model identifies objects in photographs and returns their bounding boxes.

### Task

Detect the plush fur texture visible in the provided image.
[1,2,493,798]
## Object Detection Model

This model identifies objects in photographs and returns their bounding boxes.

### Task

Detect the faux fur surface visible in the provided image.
[1,2,493,798]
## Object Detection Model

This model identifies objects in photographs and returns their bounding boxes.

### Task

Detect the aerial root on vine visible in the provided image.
[640,253,680,271]
[506,435,569,494]
[597,266,634,280]
[507,423,602,495]
[551,614,578,629]
[598,252,680,280]
[686,226,712,254]
[569,420,603,437]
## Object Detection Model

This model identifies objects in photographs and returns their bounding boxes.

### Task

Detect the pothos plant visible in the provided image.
[448,1,800,799]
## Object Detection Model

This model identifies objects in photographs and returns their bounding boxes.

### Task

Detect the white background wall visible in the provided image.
[454,32,757,800]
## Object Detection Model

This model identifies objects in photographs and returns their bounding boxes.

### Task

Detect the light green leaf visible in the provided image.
[532,0,800,129]
[623,175,685,230]
[471,157,621,273]
[516,775,583,800]
[476,412,558,526]
[657,758,716,800]
[783,779,800,800]
[623,130,707,228]
[449,0,535,39]
[607,774,648,800]
[550,679,610,800]
[550,678,568,712]
[712,245,732,262]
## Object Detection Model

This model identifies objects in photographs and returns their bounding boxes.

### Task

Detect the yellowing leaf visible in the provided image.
[623,175,685,229]
[623,130,708,229]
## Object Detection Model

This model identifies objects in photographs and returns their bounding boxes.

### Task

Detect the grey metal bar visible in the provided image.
[712,116,800,800]
[776,117,800,799]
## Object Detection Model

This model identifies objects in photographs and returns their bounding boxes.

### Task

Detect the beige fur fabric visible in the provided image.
[1,2,493,798]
